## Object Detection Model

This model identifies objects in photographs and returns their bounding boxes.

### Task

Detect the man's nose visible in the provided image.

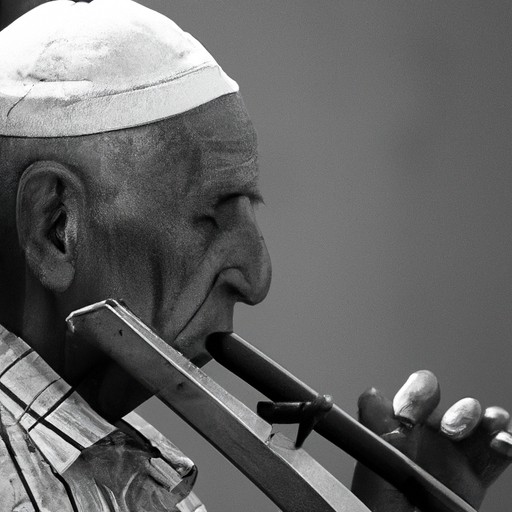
[216,197,272,305]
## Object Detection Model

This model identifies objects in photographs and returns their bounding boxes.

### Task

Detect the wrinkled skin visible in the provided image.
[3,93,271,418]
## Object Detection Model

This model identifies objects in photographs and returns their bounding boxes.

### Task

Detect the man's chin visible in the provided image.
[161,326,207,363]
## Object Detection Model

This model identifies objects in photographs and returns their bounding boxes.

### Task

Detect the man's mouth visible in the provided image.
[172,305,235,367]
[167,297,235,367]
[158,268,241,365]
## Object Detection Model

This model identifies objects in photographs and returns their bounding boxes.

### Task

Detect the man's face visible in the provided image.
[69,94,271,366]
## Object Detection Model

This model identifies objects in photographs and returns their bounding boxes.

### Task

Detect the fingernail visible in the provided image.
[482,406,510,434]
[358,387,383,411]
[490,431,512,457]
[393,370,440,427]
[441,397,482,440]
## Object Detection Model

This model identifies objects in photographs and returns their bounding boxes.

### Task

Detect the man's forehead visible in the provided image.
[150,93,259,195]
[198,158,259,199]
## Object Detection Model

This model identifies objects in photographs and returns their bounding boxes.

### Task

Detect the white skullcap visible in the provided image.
[0,0,239,137]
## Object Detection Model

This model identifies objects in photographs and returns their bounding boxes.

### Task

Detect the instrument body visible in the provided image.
[66,299,477,512]
[67,300,369,512]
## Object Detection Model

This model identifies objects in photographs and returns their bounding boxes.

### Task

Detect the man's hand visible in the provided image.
[351,371,512,511]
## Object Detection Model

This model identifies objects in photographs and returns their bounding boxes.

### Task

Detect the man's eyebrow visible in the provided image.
[200,173,264,204]
[216,188,265,205]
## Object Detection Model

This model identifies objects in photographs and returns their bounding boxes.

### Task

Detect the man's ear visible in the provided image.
[16,160,83,293]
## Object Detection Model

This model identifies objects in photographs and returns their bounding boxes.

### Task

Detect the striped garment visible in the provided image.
[0,324,206,512]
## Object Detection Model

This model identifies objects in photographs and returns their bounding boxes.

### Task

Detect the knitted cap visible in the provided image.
[0,0,239,137]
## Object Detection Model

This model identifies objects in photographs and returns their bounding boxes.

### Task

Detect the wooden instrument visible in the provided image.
[66,299,477,512]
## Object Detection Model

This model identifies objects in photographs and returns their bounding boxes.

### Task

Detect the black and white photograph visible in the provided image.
[0,1,510,511]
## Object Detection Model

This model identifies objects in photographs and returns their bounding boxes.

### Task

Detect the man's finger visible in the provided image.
[490,431,512,458]
[440,397,482,440]
[354,387,419,511]
[392,370,440,427]
[481,406,510,434]
[358,387,399,435]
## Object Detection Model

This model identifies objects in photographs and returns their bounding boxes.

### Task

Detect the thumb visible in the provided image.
[351,387,417,512]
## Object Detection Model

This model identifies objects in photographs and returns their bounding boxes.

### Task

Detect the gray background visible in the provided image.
[136,2,512,511]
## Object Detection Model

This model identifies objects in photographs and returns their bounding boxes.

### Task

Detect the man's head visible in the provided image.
[0,0,271,384]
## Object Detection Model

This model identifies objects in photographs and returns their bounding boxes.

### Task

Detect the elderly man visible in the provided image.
[0,1,510,511]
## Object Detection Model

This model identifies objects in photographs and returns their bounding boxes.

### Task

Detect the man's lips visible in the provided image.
[172,302,235,366]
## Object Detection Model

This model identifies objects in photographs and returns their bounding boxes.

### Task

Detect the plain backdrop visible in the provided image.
[135,2,512,511]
